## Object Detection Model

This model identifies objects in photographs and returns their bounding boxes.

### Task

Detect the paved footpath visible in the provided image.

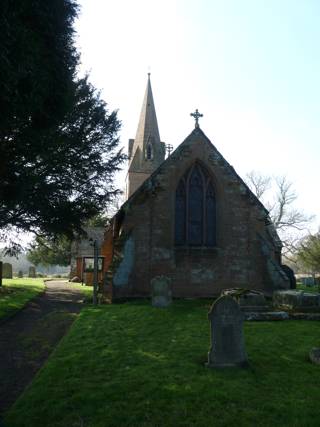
[0,280,85,418]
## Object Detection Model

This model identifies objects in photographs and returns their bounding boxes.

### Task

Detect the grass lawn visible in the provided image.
[0,279,93,321]
[4,300,320,427]
[0,278,45,321]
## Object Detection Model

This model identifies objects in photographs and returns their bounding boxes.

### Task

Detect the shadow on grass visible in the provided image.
[5,301,320,427]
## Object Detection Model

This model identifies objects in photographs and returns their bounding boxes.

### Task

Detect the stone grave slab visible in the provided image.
[207,295,248,368]
[273,290,320,312]
[151,276,172,308]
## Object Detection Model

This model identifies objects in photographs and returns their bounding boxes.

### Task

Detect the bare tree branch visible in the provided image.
[245,171,271,199]
[245,171,314,256]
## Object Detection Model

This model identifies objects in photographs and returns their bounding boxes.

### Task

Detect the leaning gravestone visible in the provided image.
[207,295,248,368]
[151,276,172,308]
[3,263,13,279]
[28,266,36,278]
[221,288,268,312]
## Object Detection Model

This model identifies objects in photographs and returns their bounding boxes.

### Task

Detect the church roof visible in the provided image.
[112,126,281,248]
[124,126,270,218]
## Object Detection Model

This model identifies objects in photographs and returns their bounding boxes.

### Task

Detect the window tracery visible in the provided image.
[175,163,216,247]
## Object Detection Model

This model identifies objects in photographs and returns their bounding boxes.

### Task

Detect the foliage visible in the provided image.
[86,213,110,228]
[5,300,320,427]
[27,236,72,267]
[296,232,320,274]
[0,278,45,320]
[245,171,313,254]
[0,0,125,252]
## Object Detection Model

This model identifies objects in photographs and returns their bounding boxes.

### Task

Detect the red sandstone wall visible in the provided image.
[110,132,289,299]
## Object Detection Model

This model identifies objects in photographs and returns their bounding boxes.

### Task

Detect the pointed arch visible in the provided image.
[175,163,216,247]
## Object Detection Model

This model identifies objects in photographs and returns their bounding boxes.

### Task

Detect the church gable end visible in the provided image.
[104,124,289,300]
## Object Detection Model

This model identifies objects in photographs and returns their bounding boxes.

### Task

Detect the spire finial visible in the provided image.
[190,109,203,128]
[148,72,151,79]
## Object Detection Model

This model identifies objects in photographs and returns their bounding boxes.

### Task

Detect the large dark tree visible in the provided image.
[0,1,125,251]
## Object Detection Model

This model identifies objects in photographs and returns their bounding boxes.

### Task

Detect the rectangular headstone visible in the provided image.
[151,276,172,308]
[207,295,248,368]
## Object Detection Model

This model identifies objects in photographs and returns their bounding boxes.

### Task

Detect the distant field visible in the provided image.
[5,299,320,427]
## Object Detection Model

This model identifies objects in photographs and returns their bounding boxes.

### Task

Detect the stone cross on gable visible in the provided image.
[190,109,203,128]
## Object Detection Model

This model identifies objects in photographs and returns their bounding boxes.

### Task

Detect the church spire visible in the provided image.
[134,73,161,148]
[126,74,165,198]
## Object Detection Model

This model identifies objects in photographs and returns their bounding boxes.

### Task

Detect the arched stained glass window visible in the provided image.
[175,163,216,247]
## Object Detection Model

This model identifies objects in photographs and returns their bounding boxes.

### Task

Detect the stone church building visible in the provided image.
[73,75,290,299]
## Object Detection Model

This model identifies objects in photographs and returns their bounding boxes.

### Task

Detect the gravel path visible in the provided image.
[0,280,85,417]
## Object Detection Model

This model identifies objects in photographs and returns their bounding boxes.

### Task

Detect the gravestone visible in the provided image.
[221,288,268,312]
[301,277,315,287]
[3,263,13,279]
[18,270,23,278]
[28,266,36,278]
[309,348,320,365]
[151,276,172,308]
[207,296,248,368]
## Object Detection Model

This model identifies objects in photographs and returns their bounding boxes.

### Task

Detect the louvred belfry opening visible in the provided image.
[175,163,216,247]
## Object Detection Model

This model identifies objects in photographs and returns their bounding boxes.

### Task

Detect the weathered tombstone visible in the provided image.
[28,266,36,278]
[18,270,23,278]
[3,263,13,279]
[207,296,248,368]
[221,288,268,312]
[301,277,315,287]
[309,348,320,365]
[151,276,172,308]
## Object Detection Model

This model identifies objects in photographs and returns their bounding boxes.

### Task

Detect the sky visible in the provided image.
[75,0,320,231]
